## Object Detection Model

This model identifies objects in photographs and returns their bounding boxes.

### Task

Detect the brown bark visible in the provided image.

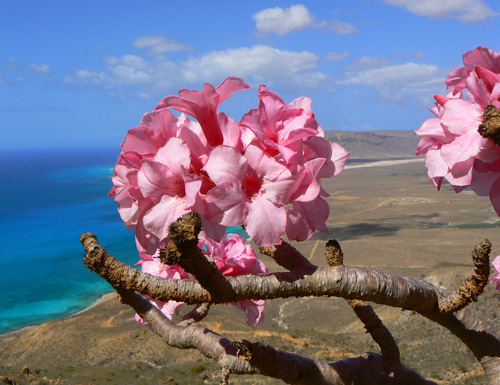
[116,286,435,384]
[80,226,500,384]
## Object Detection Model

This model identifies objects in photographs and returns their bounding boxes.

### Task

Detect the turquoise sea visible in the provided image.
[0,146,245,334]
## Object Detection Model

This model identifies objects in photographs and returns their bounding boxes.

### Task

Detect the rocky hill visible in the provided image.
[324,130,420,159]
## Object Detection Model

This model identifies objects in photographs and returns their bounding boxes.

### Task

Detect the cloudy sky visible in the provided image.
[2,0,500,149]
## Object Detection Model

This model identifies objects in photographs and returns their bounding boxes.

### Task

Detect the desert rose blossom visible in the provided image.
[112,76,349,252]
[134,254,189,323]
[199,233,269,325]
[240,85,349,241]
[416,47,500,214]
[156,77,251,147]
[204,144,298,246]
[240,85,320,163]
[490,255,500,290]
[446,46,500,94]
[111,78,252,253]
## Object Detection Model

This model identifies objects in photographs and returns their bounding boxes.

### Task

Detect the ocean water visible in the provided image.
[0,146,246,334]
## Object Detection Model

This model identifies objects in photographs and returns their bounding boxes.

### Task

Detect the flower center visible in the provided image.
[478,104,500,146]
[243,173,263,198]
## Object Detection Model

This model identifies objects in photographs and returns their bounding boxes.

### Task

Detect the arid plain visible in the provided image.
[1,132,500,385]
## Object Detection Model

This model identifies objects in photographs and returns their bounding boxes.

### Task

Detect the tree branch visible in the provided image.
[160,212,235,303]
[259,241,317,273]
[325,239,400,363]
[80,232,500,383]
[116,286,435,384]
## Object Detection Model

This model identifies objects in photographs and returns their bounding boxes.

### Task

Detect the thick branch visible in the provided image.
[160,212,235,303]
[80,233,500,383]
[117,287,435,384]
[347,300,401,363]
[82,232,438,309]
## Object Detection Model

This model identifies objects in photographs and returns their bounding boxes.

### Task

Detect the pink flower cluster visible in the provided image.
[110,77,349,252]
[415,46,500,215]
[415,47,500,290]
[110,76,349,324]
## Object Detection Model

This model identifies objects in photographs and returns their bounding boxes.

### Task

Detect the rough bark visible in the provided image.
[80,214,500,384]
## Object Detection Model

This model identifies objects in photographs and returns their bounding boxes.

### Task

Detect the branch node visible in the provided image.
[159,212,236,302]
[325,239,344,267]
[220,366,230,385]
[233,340,253,361]
[439,239,492,313]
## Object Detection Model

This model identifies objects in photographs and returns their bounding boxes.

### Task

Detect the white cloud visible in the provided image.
[65,45,323,95]
[315,19,359,34]
[182,45,319,82]
[389,51,427,59]
[253,4,314,36]
[290,72,334,92]
[1,57,52,76]
[26,63,51,74]
[65,54,178,93]
[337,62,445,103]
[133,35,190,56]
[338,62,440,86]
[381,0,497,22]
[0,57,52,86]
[253,4,358,36]
[323,51,350,62]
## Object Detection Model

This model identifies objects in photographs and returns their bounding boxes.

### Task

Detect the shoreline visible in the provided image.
[66,292,117,319]
[0,292,116,337]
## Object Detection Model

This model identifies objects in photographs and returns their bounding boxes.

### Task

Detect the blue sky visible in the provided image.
[2,0,500,149]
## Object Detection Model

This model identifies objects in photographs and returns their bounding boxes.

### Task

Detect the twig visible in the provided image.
[325,239,400,363]
[259,241,317,273]
[438,239,492,313]
[181,303,211,325]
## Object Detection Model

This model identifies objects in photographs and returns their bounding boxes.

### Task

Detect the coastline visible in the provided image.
[66,292,117,319]
[0,292,117,337]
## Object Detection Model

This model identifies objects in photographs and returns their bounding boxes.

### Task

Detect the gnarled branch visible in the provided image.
[80,230,500,383]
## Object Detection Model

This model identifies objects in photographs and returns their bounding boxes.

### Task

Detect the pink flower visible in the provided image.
[204,144,298,246]
[156,77,251,147]
[241,85,320,163]
[200,233,269,325]
[135,255,189,323]
[240,85,349,241]
[416,47,500,213]
[446,46,500,94]
[137,137,204,245]
[490,255,500,290]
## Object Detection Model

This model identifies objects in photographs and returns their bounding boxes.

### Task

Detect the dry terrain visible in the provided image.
[1,134,500,384]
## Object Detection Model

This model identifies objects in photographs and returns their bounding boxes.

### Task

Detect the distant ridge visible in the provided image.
[324,130,420,160]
